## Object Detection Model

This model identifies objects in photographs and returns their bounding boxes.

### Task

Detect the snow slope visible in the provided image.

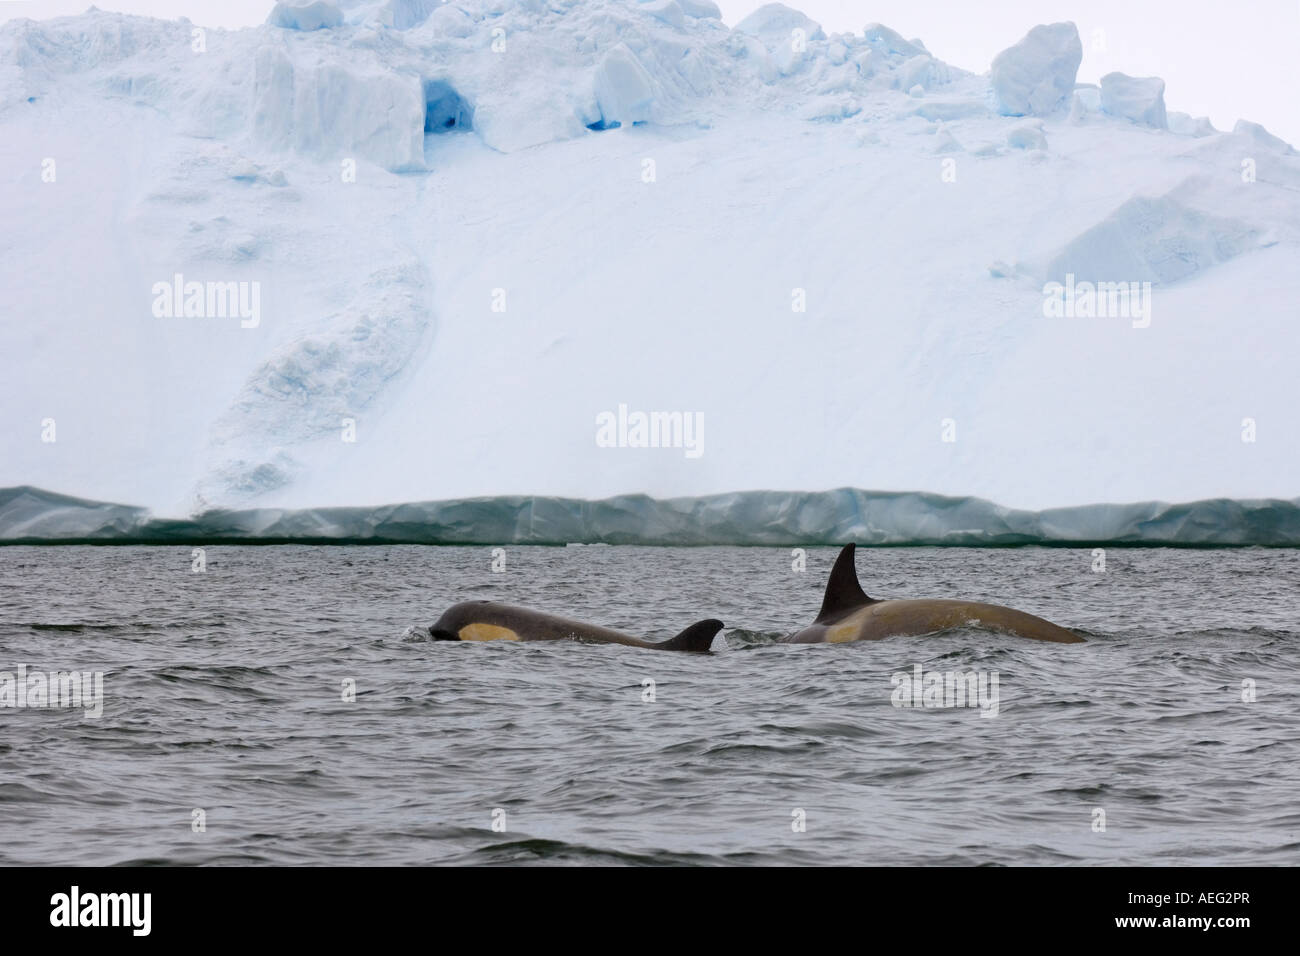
[1,2,1296,520]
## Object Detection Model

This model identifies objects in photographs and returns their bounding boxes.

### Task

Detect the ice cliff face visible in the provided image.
[5,484,1300,546]
[0,3,1296,518]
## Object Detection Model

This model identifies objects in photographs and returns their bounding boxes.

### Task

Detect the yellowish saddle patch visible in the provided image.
[458,622,520,642]
[826,622,860,643]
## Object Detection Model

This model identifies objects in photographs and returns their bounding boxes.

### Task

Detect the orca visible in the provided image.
[783,544,1083,644]
[429,601,723,653]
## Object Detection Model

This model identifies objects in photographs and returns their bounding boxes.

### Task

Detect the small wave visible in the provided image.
[462,837,724,866]
[723,628,787,648]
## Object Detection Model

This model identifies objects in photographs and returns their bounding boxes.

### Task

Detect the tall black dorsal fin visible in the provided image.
[816,544,872,621]
[658,619,724,653]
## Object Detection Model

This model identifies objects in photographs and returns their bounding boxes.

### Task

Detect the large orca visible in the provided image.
[429,600,723,653]
[783,544,1083,644]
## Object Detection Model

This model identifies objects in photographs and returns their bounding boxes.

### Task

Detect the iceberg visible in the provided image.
[3,486,1299,547]
[0,2,1296,523]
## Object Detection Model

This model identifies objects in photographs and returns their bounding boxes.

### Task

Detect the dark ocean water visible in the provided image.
[0,545,1296,866]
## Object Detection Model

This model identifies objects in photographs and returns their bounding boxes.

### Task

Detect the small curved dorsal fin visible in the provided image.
[659,618,724,652]
[816,543,872,621]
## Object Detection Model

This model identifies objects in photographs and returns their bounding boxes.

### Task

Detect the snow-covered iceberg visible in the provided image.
[0,2,1297,523]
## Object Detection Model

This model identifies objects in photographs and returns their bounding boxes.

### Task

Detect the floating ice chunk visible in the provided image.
[1100,72,1167,129]
[990,22,1081,116]
[593,43,655,127]
[1007,120,1047,150]
[267,1,344,31]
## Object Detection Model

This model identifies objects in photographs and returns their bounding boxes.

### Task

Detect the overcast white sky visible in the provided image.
[4,0,1297,144]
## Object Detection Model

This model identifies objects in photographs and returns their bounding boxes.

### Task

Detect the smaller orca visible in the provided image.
[429,601,723,653]
[783,544,1083,644]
